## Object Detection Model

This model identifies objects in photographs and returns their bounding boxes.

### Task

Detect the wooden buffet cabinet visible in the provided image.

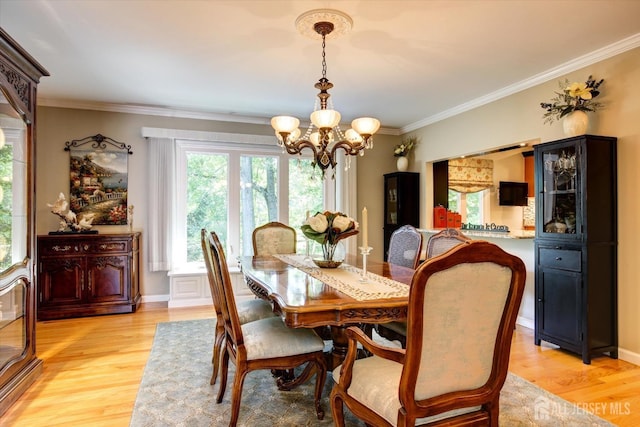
[37,233,141,320]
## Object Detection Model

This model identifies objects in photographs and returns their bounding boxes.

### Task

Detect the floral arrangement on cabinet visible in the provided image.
[540,75,604,124]
[393,136,418,157]
[47,192,95,232]
[301,211,359,262]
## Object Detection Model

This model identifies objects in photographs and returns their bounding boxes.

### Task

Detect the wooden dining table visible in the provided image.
[239,253,414,369]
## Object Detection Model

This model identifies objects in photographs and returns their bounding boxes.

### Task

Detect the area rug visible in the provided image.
[130,319,614,426]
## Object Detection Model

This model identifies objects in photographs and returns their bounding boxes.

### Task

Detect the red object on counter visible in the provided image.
[433,205,447,228]
[447,210,455,228]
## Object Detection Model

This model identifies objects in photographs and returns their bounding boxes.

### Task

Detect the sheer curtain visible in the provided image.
[335,151,358,256]
[147,137,175,271]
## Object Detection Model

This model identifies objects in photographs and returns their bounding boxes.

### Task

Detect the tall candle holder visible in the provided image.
[359,246,373,282]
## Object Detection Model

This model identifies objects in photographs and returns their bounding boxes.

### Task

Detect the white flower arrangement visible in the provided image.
[47,192,95,232]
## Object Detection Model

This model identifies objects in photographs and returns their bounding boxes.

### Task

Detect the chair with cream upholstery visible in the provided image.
[426,227,472,258]
[252,221,296,255]
[204,229,327,426]
[375,225,423,345]
[331,241,526,427]
[387,225,423,269]
[201,229,276,387]
[377,228,472,347]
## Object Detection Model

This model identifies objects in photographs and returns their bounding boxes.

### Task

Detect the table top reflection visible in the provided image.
[239,254,414,328]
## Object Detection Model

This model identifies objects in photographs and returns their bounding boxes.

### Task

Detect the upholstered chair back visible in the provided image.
[252,221,296,255]
[387,225,423,269]
[425,228,471,259]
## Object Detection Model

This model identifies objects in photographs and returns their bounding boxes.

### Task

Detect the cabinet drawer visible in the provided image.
[539,248,581,272]
[38,241,82,255]
[86,239,131,254]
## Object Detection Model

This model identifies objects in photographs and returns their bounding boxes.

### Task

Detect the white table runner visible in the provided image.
[274,254,409,301]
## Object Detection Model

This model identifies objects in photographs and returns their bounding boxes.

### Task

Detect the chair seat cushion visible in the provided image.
[237,298,276,324]
[333,356,479,425]
[242,317,324,360]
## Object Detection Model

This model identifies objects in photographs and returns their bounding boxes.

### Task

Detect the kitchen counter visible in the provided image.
[418,228,535,239]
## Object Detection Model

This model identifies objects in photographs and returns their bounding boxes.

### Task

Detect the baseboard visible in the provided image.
[140,294,169,303]
[516,316,534,330]
[618,348,640,366]
[168,297,211,308]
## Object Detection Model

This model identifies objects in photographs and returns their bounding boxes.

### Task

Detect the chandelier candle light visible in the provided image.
[271,9,380,177]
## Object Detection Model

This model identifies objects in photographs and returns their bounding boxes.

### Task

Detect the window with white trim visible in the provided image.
[174,140,328,268]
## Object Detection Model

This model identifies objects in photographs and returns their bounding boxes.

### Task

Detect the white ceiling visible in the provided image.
[2,0,640,132]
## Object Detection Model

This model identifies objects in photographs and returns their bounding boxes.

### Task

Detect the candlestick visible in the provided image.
[358,246,373,282]
[362,207,368,248]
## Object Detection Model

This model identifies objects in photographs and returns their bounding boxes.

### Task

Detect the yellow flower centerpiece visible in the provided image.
[540,75,604,124]
[301,211,359,268]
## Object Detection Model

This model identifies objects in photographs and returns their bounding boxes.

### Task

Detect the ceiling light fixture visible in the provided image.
[271,9,380,178]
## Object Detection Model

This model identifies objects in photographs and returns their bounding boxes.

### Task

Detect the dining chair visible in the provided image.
[387,225,423,269]
[205,230,327,426]
[377,228,472,347]
[252,221,297,255]
[331,241,526,427]
[375,225,423,346]
[426,227,472,258]
[201,229,276,387]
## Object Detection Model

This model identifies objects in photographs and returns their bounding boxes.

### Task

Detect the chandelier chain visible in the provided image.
[321,33,327,80]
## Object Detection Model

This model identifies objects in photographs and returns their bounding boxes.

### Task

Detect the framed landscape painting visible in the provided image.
[67,135,131,225]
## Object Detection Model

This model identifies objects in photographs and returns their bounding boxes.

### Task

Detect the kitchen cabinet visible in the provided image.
[534,134,617,364]
[37,233,141,320]
[383,172,419,258]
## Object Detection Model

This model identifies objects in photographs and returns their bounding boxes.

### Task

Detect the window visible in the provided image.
[175,140,326,267]
[448,189,488,225]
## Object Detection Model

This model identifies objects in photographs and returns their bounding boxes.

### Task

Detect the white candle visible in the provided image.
[362,207,368,247]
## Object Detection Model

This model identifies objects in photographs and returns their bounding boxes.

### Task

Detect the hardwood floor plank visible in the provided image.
[1,304,638,426]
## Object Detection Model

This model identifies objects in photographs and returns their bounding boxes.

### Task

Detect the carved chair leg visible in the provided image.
[229,368,249,427]
[211,328,225,385]
[216,348,229,403]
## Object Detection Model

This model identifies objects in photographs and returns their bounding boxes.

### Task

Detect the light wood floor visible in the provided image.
[2,303,639,426]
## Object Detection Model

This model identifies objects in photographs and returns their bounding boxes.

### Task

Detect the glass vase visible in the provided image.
[311,240,345,268]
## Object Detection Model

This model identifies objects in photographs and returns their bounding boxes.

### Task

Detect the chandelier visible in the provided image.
[271,9,380,177]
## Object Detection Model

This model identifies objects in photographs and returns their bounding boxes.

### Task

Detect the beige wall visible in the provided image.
[393,47,640,362]
[35,108,275,300]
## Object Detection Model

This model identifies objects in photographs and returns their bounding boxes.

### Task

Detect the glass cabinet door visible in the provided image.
[540,142,579,235]
[385,176,398,225]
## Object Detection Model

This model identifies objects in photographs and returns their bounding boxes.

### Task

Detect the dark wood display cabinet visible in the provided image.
[534,134,617,364]
[0,29,49,416]
[383,172,420,258]
[37,233,141,320]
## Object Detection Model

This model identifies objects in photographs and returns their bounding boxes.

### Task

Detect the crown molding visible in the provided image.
[38,32,640,137]
[401,32,640,134]
[38,98,399,135]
